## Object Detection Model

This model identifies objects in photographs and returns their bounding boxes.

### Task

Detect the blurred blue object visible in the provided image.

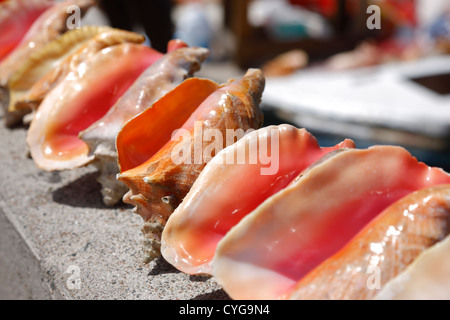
[429,11,450,39]
[173,3,212,49]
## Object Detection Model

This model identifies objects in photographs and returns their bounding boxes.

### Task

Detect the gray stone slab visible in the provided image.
[0,113,229,300]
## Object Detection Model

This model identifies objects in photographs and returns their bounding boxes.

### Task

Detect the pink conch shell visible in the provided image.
[0,0,96,126]
[0,0,52,62]
[212,146,450,300]
[7,25,117,116]
[375,232,450,300]
[117,69,265,261]
[21,39,186,118]
[161,125,355,275]
[283,184,450,300]
[27,42,162,171]
[79,43,209,206]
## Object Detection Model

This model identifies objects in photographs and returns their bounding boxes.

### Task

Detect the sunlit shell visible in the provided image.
[20,32,167,116]
[79,43,209,206]
[117,69,265,261]
[0,0,95,126]
[212,146,450,300]
[27,42,162,171]
[13,28,145,125]
[161,124,355,275]
[7,25,120,115]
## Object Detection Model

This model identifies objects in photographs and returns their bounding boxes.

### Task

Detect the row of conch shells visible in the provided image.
[2,0,449,301]
[160,124,450,300]
[79,41,210,206]
[0,0,265,263]
[0,0,214,203]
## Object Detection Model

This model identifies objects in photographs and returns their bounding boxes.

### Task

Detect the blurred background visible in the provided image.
[83,0,450,170]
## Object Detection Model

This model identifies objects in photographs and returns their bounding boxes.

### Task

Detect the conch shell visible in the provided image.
[21,38,187,118]
[7,25,118,119]
[117,69,265,261]
[0,0,96,126]
[27,42,162,171]
[161,124,355,275]
[79,43,209,206]
[0,0,52,62]
[212,146,450,300]
[284,184,450,300]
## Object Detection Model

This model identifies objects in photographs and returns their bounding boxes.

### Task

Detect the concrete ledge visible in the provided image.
[0,118,229,300]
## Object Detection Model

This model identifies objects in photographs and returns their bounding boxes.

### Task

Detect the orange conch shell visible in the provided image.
[79,44,209,206]
[161,125,355,275]
[212,146,450,300]
[117,69,265,261]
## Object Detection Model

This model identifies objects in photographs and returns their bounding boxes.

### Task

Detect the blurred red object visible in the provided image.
[289,0,417,26]
[379,0,417,27]
[288,0,337,17]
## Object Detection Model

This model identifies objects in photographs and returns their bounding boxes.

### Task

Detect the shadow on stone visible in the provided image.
[38,171,62,184]
[52,172,107,209]
[147,256,181,276]
[189,274,211,282]
[191,289,231,300]
[52,171,132,209]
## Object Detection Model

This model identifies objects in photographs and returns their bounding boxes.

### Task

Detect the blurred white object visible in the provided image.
[173,2,212,48]
[172,1,232,60]
[263,55,450,144]
[248,0,332,40]
[417,0,450,28]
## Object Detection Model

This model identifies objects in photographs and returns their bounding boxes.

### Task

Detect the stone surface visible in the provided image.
[0,115,229,300]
